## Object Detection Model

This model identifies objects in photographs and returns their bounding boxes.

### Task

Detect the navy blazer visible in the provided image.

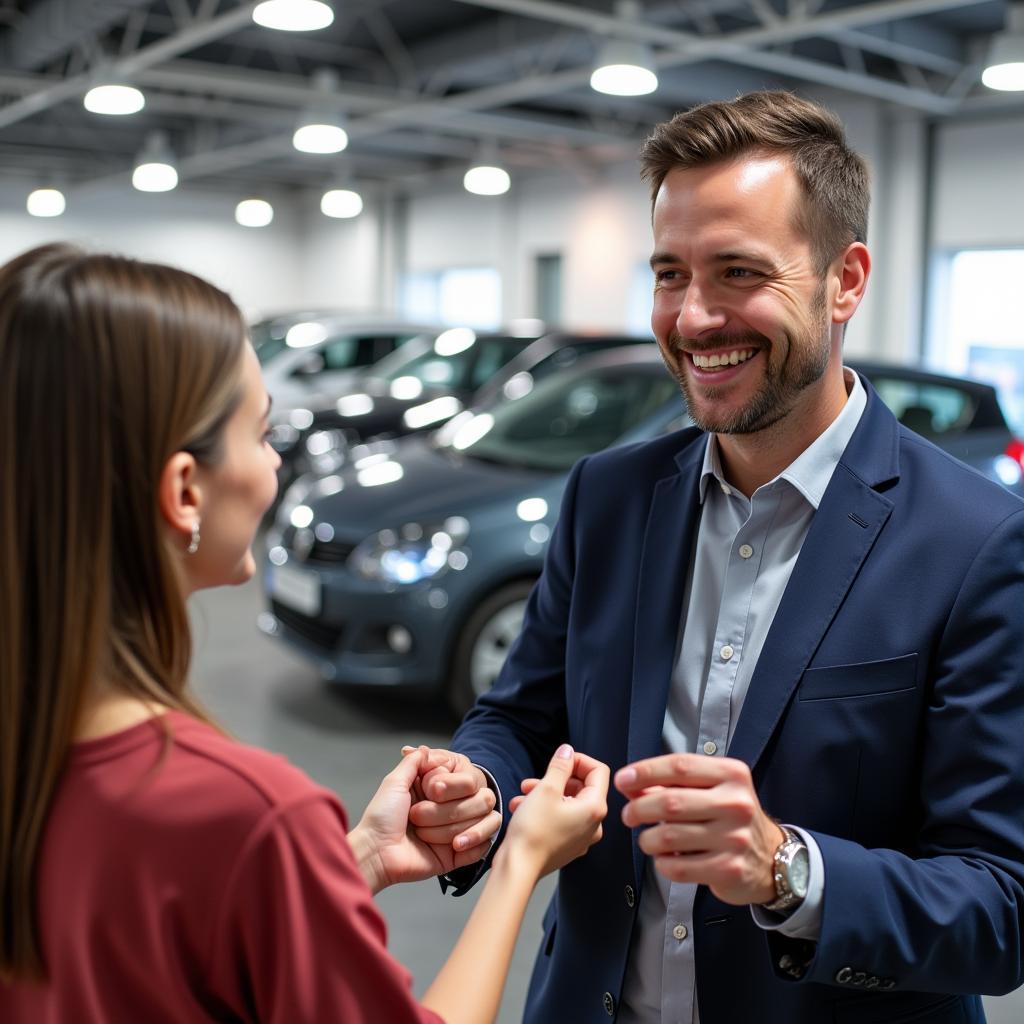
[451,377,1024,1023]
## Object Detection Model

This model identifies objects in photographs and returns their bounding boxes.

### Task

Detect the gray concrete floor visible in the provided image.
[189,576,1024,1024]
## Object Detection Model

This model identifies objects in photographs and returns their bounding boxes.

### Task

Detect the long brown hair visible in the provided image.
[0,244,247,982]
[639,90,870,273]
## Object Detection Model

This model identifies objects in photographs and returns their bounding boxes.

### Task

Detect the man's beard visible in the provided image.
[670,283,831,436]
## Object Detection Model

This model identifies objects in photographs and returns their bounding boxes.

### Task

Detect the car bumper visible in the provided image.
[259,557,458,690]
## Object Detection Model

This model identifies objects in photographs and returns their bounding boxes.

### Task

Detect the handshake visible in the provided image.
[348,744,609,895]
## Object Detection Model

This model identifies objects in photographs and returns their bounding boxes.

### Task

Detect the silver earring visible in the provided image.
[187,520,200,555]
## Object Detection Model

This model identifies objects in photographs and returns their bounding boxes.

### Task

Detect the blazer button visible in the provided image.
[603,991,616,1016]
[624,884,635,908]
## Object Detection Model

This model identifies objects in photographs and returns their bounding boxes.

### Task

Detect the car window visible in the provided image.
[468,338,536,390]
[445,369,679,470]
[869,377,976,438]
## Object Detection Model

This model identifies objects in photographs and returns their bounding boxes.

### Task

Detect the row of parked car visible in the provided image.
[253,311,1024,717]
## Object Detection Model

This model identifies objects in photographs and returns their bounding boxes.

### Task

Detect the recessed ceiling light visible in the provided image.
[464,164,511,196]
[83,83,145,115]
[321,188,363,218]
[26,188,66,218]
[235,198,274,227]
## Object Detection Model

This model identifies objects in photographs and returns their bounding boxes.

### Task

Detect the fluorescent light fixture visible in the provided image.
[983,4,1024,91]
[132,132,177,192]
[590,0,658,96]
[293,123,348,153]
[294,67,348,152]
[321,187,363,218]
[26,188,66,218]
[235,198,274,227]
[83,83,145,115]
[464,164,510,196]
[253,0,334,31]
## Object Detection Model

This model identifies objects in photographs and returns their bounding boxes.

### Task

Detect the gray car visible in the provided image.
[260,347,686,714]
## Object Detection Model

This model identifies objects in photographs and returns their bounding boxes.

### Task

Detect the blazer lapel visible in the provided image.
[728,380,900,770]
[627,437,705,879]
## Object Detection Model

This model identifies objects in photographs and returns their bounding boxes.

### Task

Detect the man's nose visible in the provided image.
[676,282,727,339]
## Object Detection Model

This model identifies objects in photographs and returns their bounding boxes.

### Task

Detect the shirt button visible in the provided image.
[720,644,734,661]
[703,740,718,755]
[720,483,731,495]
[739,543,753,559]
[673,924,688,940]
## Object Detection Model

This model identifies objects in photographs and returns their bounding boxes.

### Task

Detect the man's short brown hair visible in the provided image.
[640,90,869,272]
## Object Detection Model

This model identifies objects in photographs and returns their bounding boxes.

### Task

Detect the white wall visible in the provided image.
[0,179,383,322]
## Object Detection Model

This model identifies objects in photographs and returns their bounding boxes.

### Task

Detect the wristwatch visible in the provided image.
[763,825,809,913]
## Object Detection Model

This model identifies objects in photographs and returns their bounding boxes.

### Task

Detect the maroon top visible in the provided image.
[0,712,446,1023]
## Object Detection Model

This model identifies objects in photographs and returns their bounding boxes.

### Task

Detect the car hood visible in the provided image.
[306,436,557,536]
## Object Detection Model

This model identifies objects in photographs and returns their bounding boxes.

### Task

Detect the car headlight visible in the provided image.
[349,518,470,585]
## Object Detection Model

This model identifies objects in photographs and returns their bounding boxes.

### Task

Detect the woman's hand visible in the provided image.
[348,748,497,894]
[497,745,608,879]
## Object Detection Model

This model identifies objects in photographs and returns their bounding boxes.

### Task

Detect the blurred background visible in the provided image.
[4,1,1024,1018]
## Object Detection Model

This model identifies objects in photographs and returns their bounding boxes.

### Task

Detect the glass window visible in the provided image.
[868,377,974,439]
[928,249,1024,433]
[400,268,502,329]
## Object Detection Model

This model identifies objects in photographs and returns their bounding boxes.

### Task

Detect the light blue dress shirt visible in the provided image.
[617,370,866,1024]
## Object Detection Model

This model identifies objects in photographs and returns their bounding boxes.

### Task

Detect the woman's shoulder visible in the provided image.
[153,711,344,832]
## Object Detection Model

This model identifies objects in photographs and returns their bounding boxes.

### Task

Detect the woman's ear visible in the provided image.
[158,452,202,544]
[831,242,870,326]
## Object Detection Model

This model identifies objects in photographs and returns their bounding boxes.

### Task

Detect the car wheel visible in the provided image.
[448,580,534,717]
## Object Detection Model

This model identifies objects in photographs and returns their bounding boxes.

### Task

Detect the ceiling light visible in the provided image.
[236,198,274,227]
[253,0,334,31]
[83,82,145,115]
[464,163,510,196]
[321,188,363,218]
[590,0,658,96]
[132,132,178,193]
[294,67,348,153]
[983,3,1024,91]
[26,188,66,218]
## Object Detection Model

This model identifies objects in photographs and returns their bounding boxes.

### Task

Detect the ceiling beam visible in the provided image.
[0,2,260,131]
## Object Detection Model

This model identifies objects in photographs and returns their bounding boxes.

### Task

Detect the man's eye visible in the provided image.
[725,267,756,279]
[655,270,681,283]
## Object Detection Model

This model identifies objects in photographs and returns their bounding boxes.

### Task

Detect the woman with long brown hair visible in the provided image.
[0,243,608,1022]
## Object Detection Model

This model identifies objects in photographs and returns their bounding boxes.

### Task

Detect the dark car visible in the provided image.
[260,347,686,714]
[273,328,652,492]
[259,355,1024,716]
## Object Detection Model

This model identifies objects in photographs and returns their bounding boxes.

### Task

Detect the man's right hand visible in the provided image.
[401,745,502,860]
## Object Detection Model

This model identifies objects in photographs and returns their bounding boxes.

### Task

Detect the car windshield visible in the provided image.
[374,331,529,392]
[436,365,681,471]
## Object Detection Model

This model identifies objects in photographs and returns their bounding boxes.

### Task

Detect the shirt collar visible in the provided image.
[698,368,866,509]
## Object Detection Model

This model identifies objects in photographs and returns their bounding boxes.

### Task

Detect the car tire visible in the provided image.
[447,580,535,718]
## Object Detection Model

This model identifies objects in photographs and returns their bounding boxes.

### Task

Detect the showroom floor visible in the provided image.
[189,576,1023,1024]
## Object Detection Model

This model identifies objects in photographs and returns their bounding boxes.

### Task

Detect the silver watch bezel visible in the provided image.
[763,826,809,913]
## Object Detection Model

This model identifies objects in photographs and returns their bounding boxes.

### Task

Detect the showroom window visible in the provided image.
[400,267,502,329]
[928,248,1024,432]
[626,261,654,337]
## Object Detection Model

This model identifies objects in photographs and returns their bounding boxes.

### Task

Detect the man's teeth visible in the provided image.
[691,348,756,370]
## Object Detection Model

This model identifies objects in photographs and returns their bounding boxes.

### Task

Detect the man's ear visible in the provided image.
[158,451,202,541]
[831,242,870,326]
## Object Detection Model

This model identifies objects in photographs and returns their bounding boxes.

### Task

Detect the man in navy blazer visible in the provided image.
[410,91,1024,1022]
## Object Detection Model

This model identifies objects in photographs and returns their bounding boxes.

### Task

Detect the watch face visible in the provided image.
[789,846,810,898]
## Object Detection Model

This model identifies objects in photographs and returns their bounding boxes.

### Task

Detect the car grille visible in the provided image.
[271,601,344,652]
[305,538,357,564]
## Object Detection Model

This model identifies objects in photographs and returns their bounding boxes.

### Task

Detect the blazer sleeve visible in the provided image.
[790,507,1024,996]
[445,456,588,880]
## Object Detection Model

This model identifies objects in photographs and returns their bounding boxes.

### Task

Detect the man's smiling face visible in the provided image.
[650,153,838,437]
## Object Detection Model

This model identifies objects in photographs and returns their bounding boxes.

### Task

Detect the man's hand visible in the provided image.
[615,753,784,906]
[349,747,500,894]
[402,745,502,862]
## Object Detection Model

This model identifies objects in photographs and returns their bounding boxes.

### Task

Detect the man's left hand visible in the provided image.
[615,753,784,907]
